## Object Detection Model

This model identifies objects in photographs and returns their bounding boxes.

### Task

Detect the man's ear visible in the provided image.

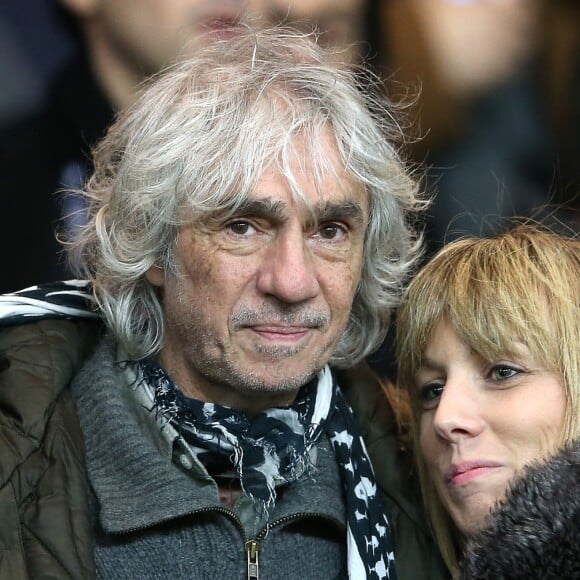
[58,0,99,18]
[145,266,165,288]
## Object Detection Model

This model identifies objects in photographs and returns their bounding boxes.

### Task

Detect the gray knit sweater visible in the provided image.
[71,337,348,579]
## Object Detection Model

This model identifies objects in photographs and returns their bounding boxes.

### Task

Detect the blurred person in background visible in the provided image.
[376,0,580,255]
[0,0,368,293]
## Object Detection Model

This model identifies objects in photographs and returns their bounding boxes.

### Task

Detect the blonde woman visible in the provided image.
[396,224,580,578]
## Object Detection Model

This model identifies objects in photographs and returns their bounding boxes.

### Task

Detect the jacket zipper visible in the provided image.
[244,511,344,580]
[119,505,246,535]
[120,506,343,580]
[245,539,260,580]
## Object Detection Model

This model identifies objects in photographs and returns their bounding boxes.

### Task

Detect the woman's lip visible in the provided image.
[445,461,504,485]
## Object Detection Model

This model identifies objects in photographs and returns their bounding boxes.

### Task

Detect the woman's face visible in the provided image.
[417,317,566,537]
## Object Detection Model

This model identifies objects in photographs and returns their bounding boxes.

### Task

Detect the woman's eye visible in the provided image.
[490,365,520,381]
[418,382,444,409]
[226,221,255,236]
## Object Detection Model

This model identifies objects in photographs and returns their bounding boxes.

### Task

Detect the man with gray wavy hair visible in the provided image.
[0,24,447,580]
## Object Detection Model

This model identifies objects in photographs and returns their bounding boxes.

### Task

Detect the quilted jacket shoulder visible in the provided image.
[0,319,99,579]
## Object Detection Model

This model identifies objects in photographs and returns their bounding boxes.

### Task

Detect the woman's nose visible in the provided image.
[432,378,485,443]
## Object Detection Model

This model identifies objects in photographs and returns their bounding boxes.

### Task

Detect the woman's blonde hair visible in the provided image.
[396,223,580,574]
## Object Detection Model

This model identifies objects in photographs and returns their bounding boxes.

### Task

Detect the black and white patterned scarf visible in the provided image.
[140,359,397,580]
[0,280,98,325]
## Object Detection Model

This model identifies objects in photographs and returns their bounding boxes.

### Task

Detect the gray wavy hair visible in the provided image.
[70,24,425,366]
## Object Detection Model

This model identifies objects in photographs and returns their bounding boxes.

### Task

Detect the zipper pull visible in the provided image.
[245,540,260,580]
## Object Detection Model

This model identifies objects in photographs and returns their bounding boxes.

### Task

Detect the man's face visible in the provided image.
[80,0,365,77]
[147,132,368,413]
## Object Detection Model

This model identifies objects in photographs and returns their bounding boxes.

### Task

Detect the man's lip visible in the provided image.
[445,461,504,485]
[249,325,314,335]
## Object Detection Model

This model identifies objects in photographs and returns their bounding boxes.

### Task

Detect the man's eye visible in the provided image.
[489,365,520,381]
[226,221,255,236]
[317,223,346,240]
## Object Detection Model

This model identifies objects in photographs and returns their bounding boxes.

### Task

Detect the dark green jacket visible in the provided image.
[0,318,448,579]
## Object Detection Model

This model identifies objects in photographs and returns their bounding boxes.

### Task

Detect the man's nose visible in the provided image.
[432,379,485,443]
[256,231,320,304]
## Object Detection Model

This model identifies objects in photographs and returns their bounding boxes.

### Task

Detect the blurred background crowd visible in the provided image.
[1,0,578,294]
[377,0,579,256]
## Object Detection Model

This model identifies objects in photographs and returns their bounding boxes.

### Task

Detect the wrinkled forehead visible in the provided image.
[220,126,368,220]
